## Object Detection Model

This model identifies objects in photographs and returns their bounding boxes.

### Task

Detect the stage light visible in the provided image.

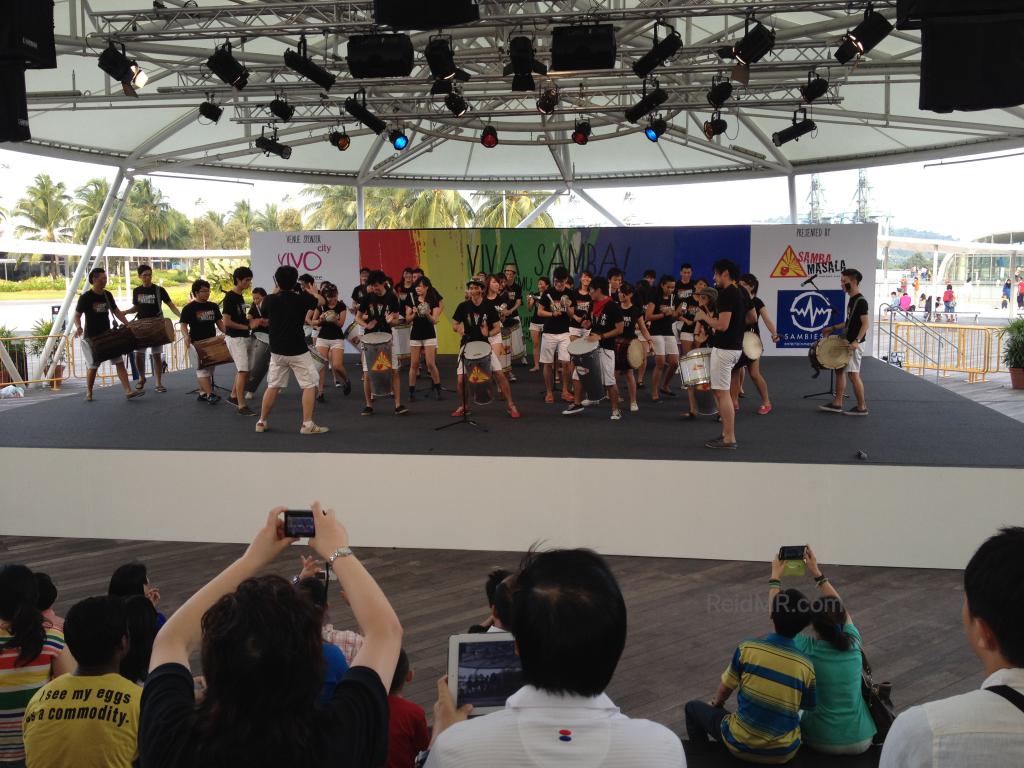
[571,119,592,145]
[703,112,727,139]
[624,83,667,124]
[328,129,350,151]
[772,108,816,146]
[644,116,667,142]
[800,72,829,103]
[835,6,894,64]
[255,129,291,159]
[207,41,248,89]
[97,42,148,96]
[707,77,733,108]
[536,84,560,115]
[389,128,409,150]
[504,36,547,92]
[551,24,617,71]
[444,91,468,117]
[346,33,414,78]
[718,19,775,66]
[480,125,499,148]
[284,36,336,91]
[344,89,386,134]
[198,100,223,123]
[268,96,294,122]
[632,24,682,79]
[425,36,469,82]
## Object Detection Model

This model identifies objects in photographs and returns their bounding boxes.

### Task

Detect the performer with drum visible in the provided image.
[537,267,574,404]
[451,279,520,419]
[613,283,653,413]
[179,279,226,404]
[568,270,594,342]
[393,268,417,370]
[675,263,698,357]
[501,265,525,374]
[645,275,680,403]
[356,270,407,416]
[313,283,353,399]
[562,276,624,420]
[127,263,180,394]
[525,276,549,372]
[818,268,870,417]
[732,274,780,416]
[245,287,270,400]
[485,275,511,380]
[221,266,256,416]
[403,276,443,401]
[73,267,144,402]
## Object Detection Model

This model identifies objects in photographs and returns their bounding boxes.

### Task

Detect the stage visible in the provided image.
[1,357,1022,568]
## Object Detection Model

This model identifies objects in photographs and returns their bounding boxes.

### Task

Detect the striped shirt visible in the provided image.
[720,633,816,764]
[0,627,65,763]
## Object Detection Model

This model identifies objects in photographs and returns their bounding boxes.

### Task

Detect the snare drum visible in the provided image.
[362,332,394,397]
[462,340,493,405]
[86,327,135,365]
[568,338,604,402]
[307,343,328,371]
[193,336,232,369]
[128,317,175,349]
[680,348,712,388]
[343,322,362,347]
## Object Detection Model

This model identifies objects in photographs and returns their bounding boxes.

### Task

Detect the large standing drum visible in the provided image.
[128,317,175,349]
[680,348,712,388]
[508,322,526,362]
[568,338,605,402]
[362,332,394,397]
[393,323,412,364]
[193,336,231,368]
[87,327,135,364]
[498,326,512,373]
[462,340,493,405]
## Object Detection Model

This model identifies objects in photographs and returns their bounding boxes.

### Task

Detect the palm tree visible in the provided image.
[129,179,172,248]
[152,209,191,249]
[190,214,223,250]
[228,200,257,233]
[73,178,143,248]
[365,188,417,229]
[472,191,556,228]
[406,190,474,229]
[205,210,226,228]
[13,174,73,277]
[280,208,304,231]
[254,203,282,232]
[301,184,357,230]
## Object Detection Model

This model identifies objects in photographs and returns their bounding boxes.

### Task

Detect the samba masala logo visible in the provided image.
[775,290,845,348]
[770,245,847,279]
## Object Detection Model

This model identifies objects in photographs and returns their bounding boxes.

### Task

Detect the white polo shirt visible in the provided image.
[880,667,1024,768]
[426,685,685,768]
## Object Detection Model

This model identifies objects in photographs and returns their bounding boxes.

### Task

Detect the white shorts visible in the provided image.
[409,337,438,348]
[843,345,864,374]
[316,337,346,351]
[571,347,615,387]
[673,322,694,343]
[651,335,678,357]
[710,347,743,391]
[225,336,252,372]
[136,345,165,355]
[457,351,502,375]
[529,322,544,333]
[187,346,214,379]
[540,332,571,364]
[267,352,319,390]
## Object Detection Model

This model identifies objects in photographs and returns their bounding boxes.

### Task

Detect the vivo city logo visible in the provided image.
[277,251,324,271]
[789,291,833,332]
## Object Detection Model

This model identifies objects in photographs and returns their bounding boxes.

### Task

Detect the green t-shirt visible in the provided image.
[793,622,877,746]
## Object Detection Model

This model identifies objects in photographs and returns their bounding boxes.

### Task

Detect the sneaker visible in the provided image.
[630,402,639,412]
[818,403,843,413]
[207,393,221,404]
[757,404,773,415]
[705,437,738,450]
[255,421,267,433]
[361,406,373,416]
[610,409,622,420]
[562,403,584,415]
[394,405,409,415]
[581,398,599,407]
[316,393,325,403]
[244,391,254,401]
[507,404,521,419]
[451,405,468,417]
[237,406,256,416]
[335,381,343,388]
[843,407,869,417]
[544,393,554,404]
[343,380,352,396]
[299,423,329,434]
[197,393,208,402]
[509,373,517,382]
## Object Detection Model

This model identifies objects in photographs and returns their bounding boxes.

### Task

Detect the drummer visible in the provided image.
[526,276,549,372]
[403,276,443,401]
[221,266,255,416]
[614,283,653,413]
[818,268,870,417]
[501,265,525,377]
[569,271,594,343]
[393,268,416,371]
[356,270,407,416]
[675,263,698,357]
[179,279,226,404]
[731,274,780,416]
[562,276,624,420]
[245,287,271,400]
[645,275,680,403]
[537,267,574,404]
[73,267,145,403]
[313,283,353,399]
[484,275,511,381]
[126,263,180,394]
[451,279,520,419]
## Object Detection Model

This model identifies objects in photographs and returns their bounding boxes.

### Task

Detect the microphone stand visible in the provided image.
[801,276,847,401]
[436,344,487,433]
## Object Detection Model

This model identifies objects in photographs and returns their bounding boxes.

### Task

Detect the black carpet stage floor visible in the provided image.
[3,357,1023,468]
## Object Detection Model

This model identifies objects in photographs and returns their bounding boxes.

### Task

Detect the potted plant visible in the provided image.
[1004,318,1024,389]
[0,326,28,385]
[30,318,64,388]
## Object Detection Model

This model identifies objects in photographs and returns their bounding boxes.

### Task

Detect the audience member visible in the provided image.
[685,582,816,764]
[467,567,512,633]
[138,504,402,768]
[120,595,158,684]
[108,562,166,628]
[899,292,912,312]
[295,575,350,705]
[0,565,74,766]
[881,527,1024,767]
[23,596,140,768]
[426,548,685,767]
[386,650,429,768]
[295,555,367,665]
[33,573,63,632]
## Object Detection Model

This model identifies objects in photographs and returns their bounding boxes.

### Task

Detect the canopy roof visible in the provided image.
[16,1,1024,190]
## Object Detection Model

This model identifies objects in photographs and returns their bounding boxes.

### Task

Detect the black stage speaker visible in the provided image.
[373,0,478,31]
[346,33,415,78]
[0,67,31,142]
[0,0,56,69]
[550,24,617,71]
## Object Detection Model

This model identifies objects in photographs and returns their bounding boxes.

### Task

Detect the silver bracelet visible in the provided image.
[327,546,353,566]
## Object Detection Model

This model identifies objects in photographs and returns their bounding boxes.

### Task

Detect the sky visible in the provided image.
[2,145,1023,241]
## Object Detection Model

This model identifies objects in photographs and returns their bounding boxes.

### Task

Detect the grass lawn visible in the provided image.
[0,284,202,308]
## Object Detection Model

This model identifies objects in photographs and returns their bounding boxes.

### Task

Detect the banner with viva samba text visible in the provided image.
[252,224,876,356]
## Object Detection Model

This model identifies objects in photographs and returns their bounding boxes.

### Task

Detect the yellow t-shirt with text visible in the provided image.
[23,672,141,768]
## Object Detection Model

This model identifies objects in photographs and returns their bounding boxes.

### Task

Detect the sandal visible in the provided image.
[135,378,145,391]
[681,411,696,420]
[155,385,167,393]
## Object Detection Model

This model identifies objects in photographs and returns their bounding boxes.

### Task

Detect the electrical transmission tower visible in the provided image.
[805,174,826,224]
[852,169,872,223]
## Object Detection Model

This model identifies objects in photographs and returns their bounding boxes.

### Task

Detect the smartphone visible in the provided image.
[284,510,315,538]
[779,545,806,577]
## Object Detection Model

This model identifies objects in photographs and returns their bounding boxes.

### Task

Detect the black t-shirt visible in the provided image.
[502,285,523,326]
[394,283,416,323]
[635,281,656,309]
[453,300,499,345]
[619,304,644,341]
[222,291,250,338]
[528,290,546,324]
[570,288,592,330]
[139,663,388,768]
[358,293,402,337]
[845,293,869,343]
[647,291,677,337]
[404,292,440,341]
[132,285,171,320]
[747,296,766,334]
[263,291,317,355]
[179,301,221,342]
[540,288,572,335]
[316,299,346,341]
[711,284,748,351]
[676,281,697,331]
[350,284,368,309]
[75,289,118,338]
[590,299,624,350]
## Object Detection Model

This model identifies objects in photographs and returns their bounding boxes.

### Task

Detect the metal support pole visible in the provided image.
[515,191,561,229]
[788,174,798,224]
[356,185,366,229]
[90,177,136,273]
[574,188,626,227]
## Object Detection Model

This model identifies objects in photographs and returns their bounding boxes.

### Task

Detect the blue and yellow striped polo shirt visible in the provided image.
[719,633,816,764]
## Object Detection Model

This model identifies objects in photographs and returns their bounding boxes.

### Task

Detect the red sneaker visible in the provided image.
[450,405,468,417]
[507,404,521,419]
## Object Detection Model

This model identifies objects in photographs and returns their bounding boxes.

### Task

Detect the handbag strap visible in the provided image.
[987,685,1024,715]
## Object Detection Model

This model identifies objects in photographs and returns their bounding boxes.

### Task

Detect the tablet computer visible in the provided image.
[447,632,523,716]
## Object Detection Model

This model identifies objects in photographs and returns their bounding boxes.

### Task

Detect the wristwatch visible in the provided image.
[327,547,353,566]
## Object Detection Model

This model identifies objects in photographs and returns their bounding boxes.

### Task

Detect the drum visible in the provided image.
[193,336,231,368]
[416,301,432,318]
[742,331,764,361]
[393,324,411,363]
[86,327,135,364]
[307,343,328,371]
[509,322,526,362]
[810,336,853,373]
[627,339,646,370]
[320,309,338,324]
[362,332,394,397]
[568,338,604,402]
[343,322,362,345]
[499,326,512,373]
[128,317,175,349]
[680,348,712,387]
[693,384,718,416]
[463,340,493,405]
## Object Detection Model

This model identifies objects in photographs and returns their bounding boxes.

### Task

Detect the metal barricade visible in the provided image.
[0,334,74,388]
[890,323,1006,383]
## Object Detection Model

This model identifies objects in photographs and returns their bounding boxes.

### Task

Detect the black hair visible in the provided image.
[552,266,570,281]
[695,276,708,287]
[659,274,675,287]
[580,270,593,279]
[191,279,211,297]
[252,287,267,298]
[88,267,105,284]
[64,596,127,669]
[411,267,424,276]
[946,283,953,290]
[0,565,45,665]
[619,282,635,295]
[366,270,387,286]
[841,268,863,284]
[137,264,153,276]
[233,266,254,284]
[120,595,158,683]
[485,568,511,607]
[34,572,57,612]
[680,262,693,271]
[510,548,626,697]
[712,259,740,281]
[606,268,623,280]
[771,588,813,639]
[493,579,513,629]
[299,273,315,286]
[964,526,1024,666]
[295,576,329,626]
[108,563,148,598]
[811,596,852,652]
[466,279,485,290]
[642,269,656,279]
[739,273,760,294]
[536,276,549,287]
[274,265,299,291]
[390,649,410,695]
[590,276,609,294]
[359,267,370,275]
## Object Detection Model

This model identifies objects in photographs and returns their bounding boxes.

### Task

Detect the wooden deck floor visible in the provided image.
[0,536,981,767]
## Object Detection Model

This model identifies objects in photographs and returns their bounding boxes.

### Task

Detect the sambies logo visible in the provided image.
[776,290,845,348]
[770,245,846,279]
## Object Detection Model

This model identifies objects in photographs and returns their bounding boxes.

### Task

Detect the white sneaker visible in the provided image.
[582,398,599,406]
[630,402,639,412]
[244,391,254,401]
[610,409,622,420]
[299,422,329,435]
[255,421,266,433]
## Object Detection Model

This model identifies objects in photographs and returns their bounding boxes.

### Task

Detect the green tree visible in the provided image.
[190,214,224,250]
[406,189,474,229]
[472,191,556,228]
[280,208,304,231]
[13,174,74,277]
[129,179,172,248]
[364,188,416,229]
[301,185,357,230]
[254,203,283,232]
[152,208,191,249]
[221,219,251,250]
[73,178,143,248]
